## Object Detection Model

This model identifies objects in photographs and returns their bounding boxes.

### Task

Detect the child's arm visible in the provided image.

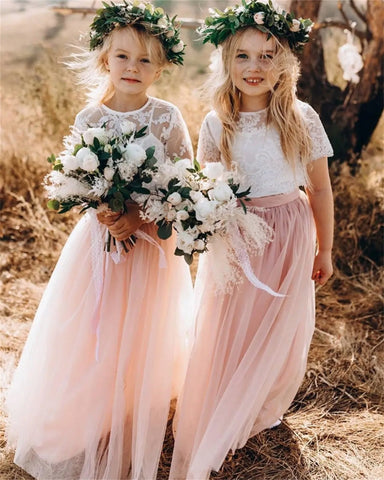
[306,157,334,286]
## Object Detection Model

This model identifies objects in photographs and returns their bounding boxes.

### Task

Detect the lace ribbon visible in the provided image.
[88,212,167,361]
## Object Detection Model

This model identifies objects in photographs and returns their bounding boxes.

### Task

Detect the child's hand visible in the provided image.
[107,204,143,242]
[97,211,121,226]
[312,250,333,286]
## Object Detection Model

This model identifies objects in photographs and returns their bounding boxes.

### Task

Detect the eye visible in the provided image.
[117,54,127,59]
[140,58,151,64]
[236,53,248,59]
[261,54,274,60]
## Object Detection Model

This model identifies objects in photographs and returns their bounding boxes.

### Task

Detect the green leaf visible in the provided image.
[73,144,83,155]
[157,221,173,240]
[178,187,192,198]
[47,199,60,211]
[47,154,56,164]
[174,247,185,256]
[183,253,194,265]
[145,145,155,159]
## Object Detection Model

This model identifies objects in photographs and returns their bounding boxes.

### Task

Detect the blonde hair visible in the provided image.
[67,24,169,104]
[207,27,312,170]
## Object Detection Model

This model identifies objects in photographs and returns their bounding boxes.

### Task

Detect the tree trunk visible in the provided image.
[290,0,384,167]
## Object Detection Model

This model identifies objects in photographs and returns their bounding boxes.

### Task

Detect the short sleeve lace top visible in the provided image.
[197,100,333,198]
[70,96,193,164]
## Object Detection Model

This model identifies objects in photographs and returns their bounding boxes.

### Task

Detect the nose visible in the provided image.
[125,59,139,72]
[247,58,262,72]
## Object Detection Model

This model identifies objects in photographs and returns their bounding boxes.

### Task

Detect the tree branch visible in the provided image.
[350,0,367,23]
[337,0,350,25]
[314,20,366,41]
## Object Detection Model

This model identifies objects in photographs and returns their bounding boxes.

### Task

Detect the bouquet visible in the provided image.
[137,159,275,292]
[44,122,158,251]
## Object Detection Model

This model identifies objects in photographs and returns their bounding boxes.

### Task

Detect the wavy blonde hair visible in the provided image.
[207,27,312,170]
[66,24,169,105]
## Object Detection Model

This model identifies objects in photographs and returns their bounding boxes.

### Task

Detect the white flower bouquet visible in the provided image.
[44,122,157,251]
[138,159,275,292]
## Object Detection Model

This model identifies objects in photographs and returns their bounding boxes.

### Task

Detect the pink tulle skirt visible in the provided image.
[6,214,194,480]
[170,190,316,480]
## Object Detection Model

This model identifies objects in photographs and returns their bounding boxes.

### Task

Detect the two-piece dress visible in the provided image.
[170,100,333,480]
[6,97,194,480]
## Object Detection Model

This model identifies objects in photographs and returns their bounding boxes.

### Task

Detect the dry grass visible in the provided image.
[1,27,384,480]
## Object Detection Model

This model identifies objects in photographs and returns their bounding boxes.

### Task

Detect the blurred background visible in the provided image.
[1,1,383,479]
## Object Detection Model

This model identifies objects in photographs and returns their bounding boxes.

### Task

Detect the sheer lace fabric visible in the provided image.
[197,100,334,198]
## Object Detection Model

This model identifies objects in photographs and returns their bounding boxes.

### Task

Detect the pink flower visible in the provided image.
[253,12,265,25]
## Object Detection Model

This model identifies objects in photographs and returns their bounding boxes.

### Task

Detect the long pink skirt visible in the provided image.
[6,214,194,480]
[170,190,316,480]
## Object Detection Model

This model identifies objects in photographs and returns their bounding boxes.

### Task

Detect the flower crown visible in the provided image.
[198,0,313,53]
[89,1,185,65]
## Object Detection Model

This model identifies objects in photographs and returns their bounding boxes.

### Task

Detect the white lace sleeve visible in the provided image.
[196,113,222,166]
[163,106,193,161]
[299,102,334,161]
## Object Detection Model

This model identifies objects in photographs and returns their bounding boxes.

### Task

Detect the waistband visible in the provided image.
[245,189,301,208]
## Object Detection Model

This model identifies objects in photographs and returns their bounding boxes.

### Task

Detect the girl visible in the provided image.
[170,2,334,479]
[6,2,194,479]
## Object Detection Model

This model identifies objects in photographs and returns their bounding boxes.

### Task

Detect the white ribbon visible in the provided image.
[88,212,167,361]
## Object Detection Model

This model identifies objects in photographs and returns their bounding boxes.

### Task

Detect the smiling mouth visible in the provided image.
[244,78,263,85]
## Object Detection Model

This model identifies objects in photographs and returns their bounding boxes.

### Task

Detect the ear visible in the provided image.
[103,56,110,72]
[154,68,163,82]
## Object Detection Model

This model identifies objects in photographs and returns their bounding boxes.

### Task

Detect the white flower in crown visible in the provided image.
[253,12,265,25]
[83,127,110,145]
[121,143,147,166]
[167,192,182,206]
[76,147,99,172]
[208,183,234,202]
[202,162,225,180]
[103,166,115,181]
[61,154,80,172]
[172,41,184,53]
[157,17,168,29]
[120,119,136,135]
[165,29,175,38]
[104,144,113,154]
[257,0,269,4]
[290,19,301,32]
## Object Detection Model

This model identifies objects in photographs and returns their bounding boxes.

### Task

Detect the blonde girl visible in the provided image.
[6,2,194,479]
[170,2,334,479]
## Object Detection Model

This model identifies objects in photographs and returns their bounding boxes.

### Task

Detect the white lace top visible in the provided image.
[197,100,333,198]
[72,96,193,164]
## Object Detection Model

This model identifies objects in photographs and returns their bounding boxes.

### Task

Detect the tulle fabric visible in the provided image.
[169,190,316,480]
[6,214,194,480]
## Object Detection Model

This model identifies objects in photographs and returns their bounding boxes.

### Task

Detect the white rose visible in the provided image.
[194,198,217,221]
[176,210,189,221]
[168,192,182,206]
[165,29,175,38]
[120,120,136,135]
[103,166,115,181]
[83,127,110,145]
[194,239,205,251]
[290,19,301,32]
[157,17,168,29]
[104,144,113,154]
[253,12,265,25]
[202,162,225,180]
[171,41,184,53]
[208,183,234,202]
[76,147,99,172]
[176,231,195,254]
[166,209,177,221]
[122,143,147,166]
[189,190,204,203]
[61,154,79,172]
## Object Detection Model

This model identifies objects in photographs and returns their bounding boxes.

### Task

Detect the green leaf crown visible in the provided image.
[198,0,314,53]
[89,1,185,65]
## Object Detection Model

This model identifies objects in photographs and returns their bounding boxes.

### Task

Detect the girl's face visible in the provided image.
[230,28,279,111]
[104,28,162,110]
